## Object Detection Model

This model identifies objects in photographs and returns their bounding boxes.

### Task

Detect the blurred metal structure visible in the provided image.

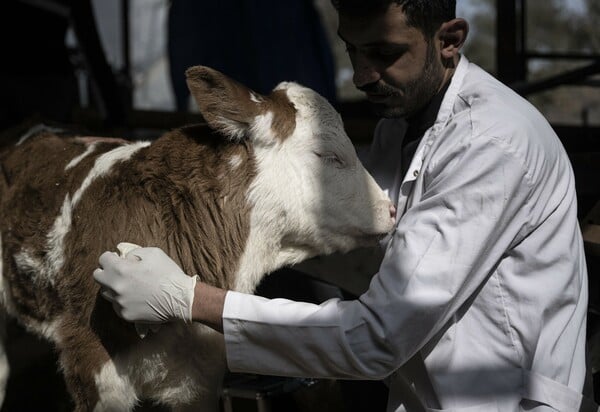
[496,0,600,95]
[495,0,600,224]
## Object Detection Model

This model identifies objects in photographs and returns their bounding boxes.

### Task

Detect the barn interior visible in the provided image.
[0,0,598,411]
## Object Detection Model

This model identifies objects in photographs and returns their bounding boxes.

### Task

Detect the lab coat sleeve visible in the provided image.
[223,134,533,380]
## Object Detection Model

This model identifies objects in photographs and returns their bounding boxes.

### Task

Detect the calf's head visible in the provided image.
[186,66,395,261]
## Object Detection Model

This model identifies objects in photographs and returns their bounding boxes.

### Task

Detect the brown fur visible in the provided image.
[265,89,297,140]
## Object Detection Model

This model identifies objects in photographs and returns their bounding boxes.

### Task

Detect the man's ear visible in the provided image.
[185,66,263,141]
[438,18,469,60]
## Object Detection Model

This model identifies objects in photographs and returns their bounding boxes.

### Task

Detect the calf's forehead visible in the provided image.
[279,85,351,148]
[285,85,340,124]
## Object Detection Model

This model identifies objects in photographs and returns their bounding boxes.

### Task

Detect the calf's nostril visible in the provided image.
[389,204,397,219]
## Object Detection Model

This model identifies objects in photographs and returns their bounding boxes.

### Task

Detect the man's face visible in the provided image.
[338,4,445,118]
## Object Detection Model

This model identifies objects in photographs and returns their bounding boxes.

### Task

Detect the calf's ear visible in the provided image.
[186,66,262,141]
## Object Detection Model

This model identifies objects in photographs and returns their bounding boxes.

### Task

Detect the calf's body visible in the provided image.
[0,67,394,411]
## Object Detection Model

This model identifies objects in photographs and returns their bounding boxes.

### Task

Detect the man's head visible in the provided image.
[333,0,468,118]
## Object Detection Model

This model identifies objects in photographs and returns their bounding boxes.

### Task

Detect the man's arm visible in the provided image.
[192,282,226,333]
[94,246,206,326]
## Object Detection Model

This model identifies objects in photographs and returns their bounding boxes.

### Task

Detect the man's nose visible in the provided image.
[352,55,381,88]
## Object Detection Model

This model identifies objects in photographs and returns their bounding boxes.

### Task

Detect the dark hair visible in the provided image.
[331,0,456,38]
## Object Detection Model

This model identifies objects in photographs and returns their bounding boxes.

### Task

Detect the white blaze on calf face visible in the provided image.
[248,82,395,256]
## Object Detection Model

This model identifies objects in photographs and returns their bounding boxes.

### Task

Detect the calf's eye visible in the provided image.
[314,151,344,168]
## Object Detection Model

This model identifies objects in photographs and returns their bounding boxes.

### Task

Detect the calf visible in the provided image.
[0,67,395,411]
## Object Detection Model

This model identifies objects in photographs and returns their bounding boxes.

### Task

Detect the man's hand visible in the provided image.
[93,244,197,324]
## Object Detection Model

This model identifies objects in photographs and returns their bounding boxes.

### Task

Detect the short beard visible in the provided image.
[363,43,444,119]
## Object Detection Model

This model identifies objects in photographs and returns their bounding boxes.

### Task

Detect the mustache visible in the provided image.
[358,82,402,97]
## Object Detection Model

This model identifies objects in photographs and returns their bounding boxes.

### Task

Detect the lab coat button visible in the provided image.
[413,170,419,177]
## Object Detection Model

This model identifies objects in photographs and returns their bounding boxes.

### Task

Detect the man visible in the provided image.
[94,1,594,410]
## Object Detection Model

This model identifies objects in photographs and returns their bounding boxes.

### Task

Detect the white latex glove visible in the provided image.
[116,243,159,338]
[94,243,197,329]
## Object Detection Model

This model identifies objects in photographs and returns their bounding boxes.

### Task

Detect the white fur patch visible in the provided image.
[233,229,275,293]
[250,92,263,104]
[44,142,151,285]
[93,360,138,412]
[73,143,150,206]
[36,318,63,343]
[233,142,304,293]
[65,143,97,170]
[215,116,246,141]
[249,112,276,144]
[233,153,317,293]
[228,154,242,170]
[13,248,45,287]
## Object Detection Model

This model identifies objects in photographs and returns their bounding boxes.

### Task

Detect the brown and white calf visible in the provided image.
[0,67,395,411]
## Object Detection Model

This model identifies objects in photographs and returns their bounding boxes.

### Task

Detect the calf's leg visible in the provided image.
[58,320,138,412]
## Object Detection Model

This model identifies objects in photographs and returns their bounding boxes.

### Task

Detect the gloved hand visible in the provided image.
[93,243,198,327]
[114,243,161,338]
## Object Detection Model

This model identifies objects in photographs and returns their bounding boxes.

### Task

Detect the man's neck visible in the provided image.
[404,78,451,143]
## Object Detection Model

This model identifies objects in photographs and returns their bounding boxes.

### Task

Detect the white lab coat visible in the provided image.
[223,56,595,411]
